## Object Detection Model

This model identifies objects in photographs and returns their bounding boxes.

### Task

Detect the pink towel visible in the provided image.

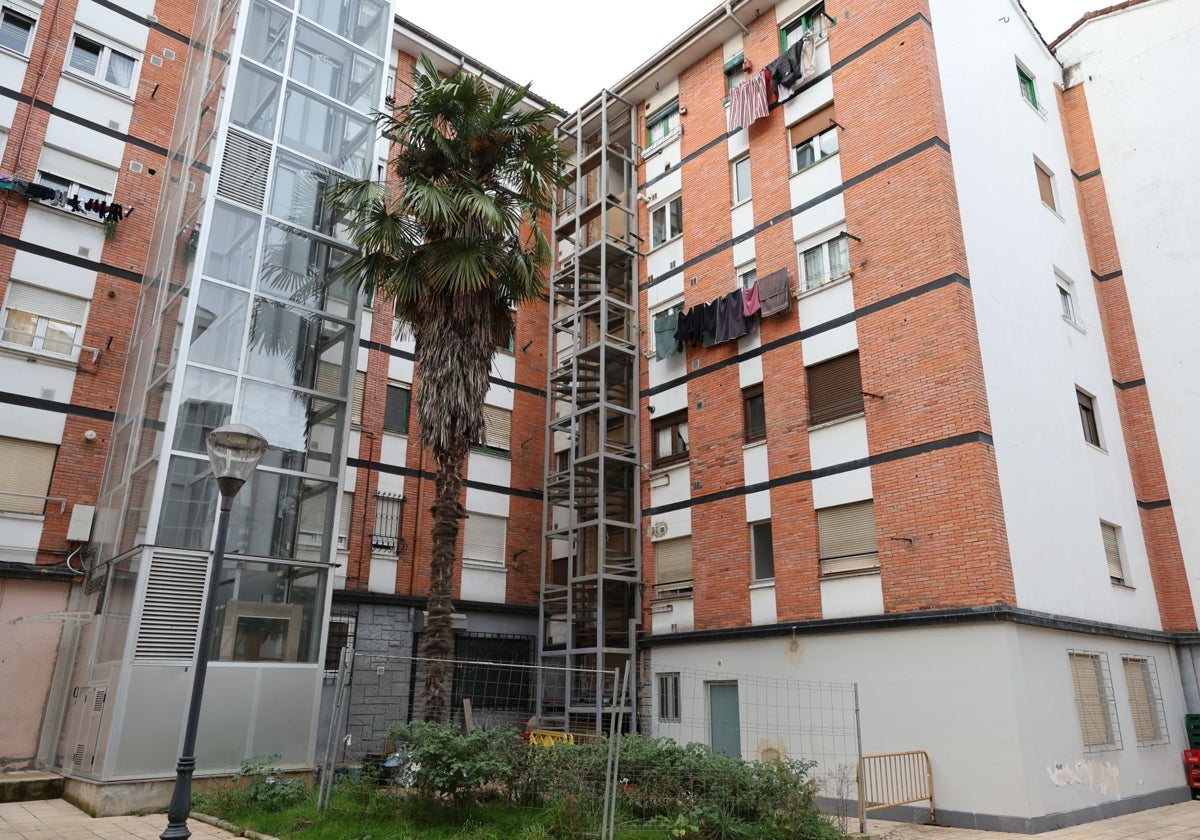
[742,282,761,316]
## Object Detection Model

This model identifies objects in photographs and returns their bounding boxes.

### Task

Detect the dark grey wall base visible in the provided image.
[847,786,1192,834]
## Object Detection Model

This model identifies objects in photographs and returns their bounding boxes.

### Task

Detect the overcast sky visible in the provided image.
[400,0,1097,109]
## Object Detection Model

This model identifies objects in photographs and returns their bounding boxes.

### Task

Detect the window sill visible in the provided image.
[0,511,46,522]
[1110,579,1135,591]
[647,233,683,254]
[0,343,82,369]
[731,197,752,211]
[61,69,134,105]
[653,588,693,601]
[463,559,507,572]
[1042,202,1065,222]
[469,447,511,460]
[29,199,110,230]
[819,567,881,581]
[0,45,31,63]
[790,150,839,179]
[1022,98,1049,121]
[798,271,851,299]
[807,410,865,433]
[742,438,766,451]
[1062,314,1087,334]
[642,128,682,161]
[749,579,775,590]
[1084,441,1108,455]
[648,459,689,476]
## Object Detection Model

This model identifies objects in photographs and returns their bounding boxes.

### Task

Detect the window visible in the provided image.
[67,33,136,93]
[1077,389,1101,447]
[1035,160,1056,210]
[1101,522,1125,585]
[0,6,34,55]
[751,521,775,581]
[807,351,863,425]
[737,263,757,290]
[1,281,87,359]
[743,384,766,443]
[817,500,879,576]
[799,234,850,292]
[35,172,112,221]
[323,610,356,675]
[646,101,679,147]
[651,196,683,248]
[1057,274,1080,326]
[1068,650,1121,751]
[732,156,751,204]
[210,558,326,663]
[0,436,57,515]
[651,410,688,467]
[780,1,829,50]
[1017,64,1037,110]
[657,672,681,722]
[1121,655,1168,746]
[654,536,693,594]
[350,371,365,426]
[337,491,352,550]
[371,493,403,554]
[790,104,839,173]
[463,511,506,568]
[383,384,410,435]
[475,405,511,455]
[724,51,746,93]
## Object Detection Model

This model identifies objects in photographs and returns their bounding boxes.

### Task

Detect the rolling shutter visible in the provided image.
[1069,652,1114,748]
[482,405,511,451]
[6,282,88,325]
[463,512,506,566]
[337,492,353,549]
[37,147,118,194]
[790,102,836,144]
[817,500,878,576]
[807,351,863,425]
[351,371,365,426]
[1101,523,1123,583]
[654,536,693,592]
[0,437,58,514]
[1035,162,1055,209]
[1122,657,1157,743]
[134,553,209,661]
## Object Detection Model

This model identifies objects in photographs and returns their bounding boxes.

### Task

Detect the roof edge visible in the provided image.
[1049,0,1159,50]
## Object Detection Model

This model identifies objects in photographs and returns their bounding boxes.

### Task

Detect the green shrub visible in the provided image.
[384,721,521,803]
[193,754,307,816]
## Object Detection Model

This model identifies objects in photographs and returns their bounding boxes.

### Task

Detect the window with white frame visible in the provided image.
[1100,521,1125,585]
[646,101,679,147]
[0,436,58,515]
[651,195,682,248]
[66,32,137,93]
[751,520,774,581]
[1056,273,1081,327]
[780,1,829,50]
[654,535,693,594]
[0,5,35,55]
[1,281,88,359]
[336,491,352,550]
[1035,159,1057,211]
[1068,650,1122,751]
[817,500,878,576]
[1120,655,1168,746]
[1016,62,1038,111]
[463,511,506,568]
[657,672,681,722]
[732,156,751,204]
[36,171,112,220]
[737,262,757,290]
[473,405,511,455]
[798,233,850,292]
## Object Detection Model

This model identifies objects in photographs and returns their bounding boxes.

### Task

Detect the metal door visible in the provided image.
[708,681,741,758]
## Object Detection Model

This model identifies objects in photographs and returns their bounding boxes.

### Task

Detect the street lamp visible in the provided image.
[162,423,268,840]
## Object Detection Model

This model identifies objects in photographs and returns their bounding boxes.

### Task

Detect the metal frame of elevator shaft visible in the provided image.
[538,89,641,732]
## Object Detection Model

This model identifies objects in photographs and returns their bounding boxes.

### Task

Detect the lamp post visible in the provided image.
[162,423,267,840]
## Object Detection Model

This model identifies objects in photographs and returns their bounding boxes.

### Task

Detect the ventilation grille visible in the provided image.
[73,744,85,765]
[217,129,271,209]
[129,160,144,173]
[93,688,107,712]
[134,554,208,661]
[149,54,163,67]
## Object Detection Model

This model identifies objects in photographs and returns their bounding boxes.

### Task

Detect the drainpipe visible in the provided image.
[724,1,750,36]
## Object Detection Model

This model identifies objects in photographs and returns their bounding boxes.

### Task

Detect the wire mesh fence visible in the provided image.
[317,651,862,838]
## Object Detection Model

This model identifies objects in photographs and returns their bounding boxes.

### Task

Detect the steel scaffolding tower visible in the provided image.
[539,91,640,731]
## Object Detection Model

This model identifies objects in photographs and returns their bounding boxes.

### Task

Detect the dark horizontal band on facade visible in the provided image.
[358,338,547,398]
[0,232,144,284]
[639,603,1193,650]
[92,0,201,52]
[1072,168,1102,182]
[347,456,543,501]
[637,13,931,193]
[1091,268,1122,283]
[331,587,539,616]
[1136,498,1172,510]
[641,272,970,399]
[0,389,116,422]
[1112,377,1146,390]
[640,135,951,293]
[643,430,993,516]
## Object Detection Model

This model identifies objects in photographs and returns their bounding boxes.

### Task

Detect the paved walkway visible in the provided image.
[1,797,1197,839]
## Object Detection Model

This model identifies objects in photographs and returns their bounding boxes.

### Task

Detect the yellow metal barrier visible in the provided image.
[857,750,934,825]
[528,729,574,746]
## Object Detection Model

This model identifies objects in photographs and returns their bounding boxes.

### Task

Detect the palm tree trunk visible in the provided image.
[416,436,468,722]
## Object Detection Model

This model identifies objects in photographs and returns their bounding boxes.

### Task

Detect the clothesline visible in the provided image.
[652,269,793,361]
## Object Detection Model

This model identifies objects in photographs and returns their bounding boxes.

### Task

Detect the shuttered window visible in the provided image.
[480,405,511,452]
[38,147,119,195]
[817,500,878,576]
[807,351,863,425]
[337,491,352,550]
[350,371,365,426]
[463,512,506,567]
[1035,161,1056,210]
[654,536,693,593]
[1101,522,1124,584]
[134,553,209,661]
[2,281,87,358]
[0,436,58,514]
[1069,650,1121,751]
[1121,655,1168,746]
[384,384,410,434]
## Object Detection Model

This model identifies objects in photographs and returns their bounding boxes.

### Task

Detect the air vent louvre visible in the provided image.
[216,129,271,209]
[133,554,208,661]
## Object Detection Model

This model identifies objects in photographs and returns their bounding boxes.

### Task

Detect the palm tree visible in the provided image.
[330,57,565,722]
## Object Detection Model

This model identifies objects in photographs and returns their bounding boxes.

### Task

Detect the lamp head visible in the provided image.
[206,423,268,501]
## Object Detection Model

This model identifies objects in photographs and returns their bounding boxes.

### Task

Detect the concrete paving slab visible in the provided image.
[0,800,235,840]
[867,800,1200,839]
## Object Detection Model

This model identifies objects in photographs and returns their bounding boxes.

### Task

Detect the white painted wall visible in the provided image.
[1055,0,1200,620]
[931,0,1163,628]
